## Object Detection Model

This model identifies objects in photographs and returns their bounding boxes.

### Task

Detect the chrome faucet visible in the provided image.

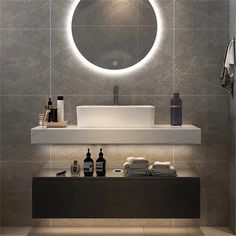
[113,85,119,105]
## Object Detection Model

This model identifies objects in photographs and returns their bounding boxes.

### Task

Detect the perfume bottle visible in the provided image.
[71,160,80,176]
[170,92,182,126]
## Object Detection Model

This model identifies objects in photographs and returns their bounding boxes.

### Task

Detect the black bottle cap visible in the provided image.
[48,97,52,105]
[87,148,91,157]
[57,96,64,100]
[99,148,103,157]
[73,160,77,165]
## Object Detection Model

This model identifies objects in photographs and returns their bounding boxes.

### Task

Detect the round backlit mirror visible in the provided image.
[71,0,158,70]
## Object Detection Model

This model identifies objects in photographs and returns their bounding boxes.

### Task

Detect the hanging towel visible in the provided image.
[220,39,235,95]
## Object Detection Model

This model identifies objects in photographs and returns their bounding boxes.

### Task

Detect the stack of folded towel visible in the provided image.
[148,161,177,177]
[124,157,149,176]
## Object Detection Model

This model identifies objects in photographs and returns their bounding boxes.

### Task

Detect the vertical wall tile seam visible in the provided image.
[172,0,176,93]
[49,0,52,97]
[137,0,139,64]
[172,4,176,228]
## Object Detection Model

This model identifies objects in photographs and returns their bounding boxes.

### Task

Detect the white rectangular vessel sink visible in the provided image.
[76,105,155,128]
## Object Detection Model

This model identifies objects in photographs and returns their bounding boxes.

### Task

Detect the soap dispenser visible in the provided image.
[83,149,94,177]
[96,148,106,177]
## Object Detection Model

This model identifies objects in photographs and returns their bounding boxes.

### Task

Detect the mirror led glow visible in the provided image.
[67,0,163,76]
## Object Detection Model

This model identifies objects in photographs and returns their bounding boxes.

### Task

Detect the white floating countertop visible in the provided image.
[31,125,201,144]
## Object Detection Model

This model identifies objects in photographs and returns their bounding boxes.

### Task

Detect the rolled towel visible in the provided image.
[127,157,149,165]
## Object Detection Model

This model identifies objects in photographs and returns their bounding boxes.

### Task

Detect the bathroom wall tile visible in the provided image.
[182,95,230,131]
[174,96,230,162]
[51,145,173,163]
[174,30,228,95]
[51,0,72,29]
[50,160,125,171]
[1,162,49,226]
[51,28,173,96]
[1,30,50,95]
[72,0,138,26]
[51,219,173,227]
[1,96,50,161]
[154,0,173,29]
[175,0,229,29]
[51,29,116,96]
[72,25,138,70]
[51,0,173,29]
[174,162,229,226]
[118,95,171,124]
[1,0,50,29]
[119,29,173,96]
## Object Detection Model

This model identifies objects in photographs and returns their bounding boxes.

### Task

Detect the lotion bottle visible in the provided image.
[57,96,64,122]
[83,149,94,177]
[96,148,106,176]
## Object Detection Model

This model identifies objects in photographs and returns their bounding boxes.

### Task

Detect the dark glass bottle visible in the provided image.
[96,148,106,177]
[47,97,54,122]
[83,149,94,177]
[170,92,182,126]
[47,97,57,122]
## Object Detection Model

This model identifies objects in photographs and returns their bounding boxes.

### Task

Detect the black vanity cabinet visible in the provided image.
[32,169,200,218]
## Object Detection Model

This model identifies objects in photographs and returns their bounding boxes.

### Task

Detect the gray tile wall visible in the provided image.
[0,0,231,227]
[229,0,236,233]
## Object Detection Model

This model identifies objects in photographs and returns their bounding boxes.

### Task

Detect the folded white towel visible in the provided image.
[125,169,149,176]
[126,157,149,165]
[124,162,148,169]
[153,161,171,168]
[149,165,176,176]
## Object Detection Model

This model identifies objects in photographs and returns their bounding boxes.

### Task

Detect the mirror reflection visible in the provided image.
[72,0,158,70]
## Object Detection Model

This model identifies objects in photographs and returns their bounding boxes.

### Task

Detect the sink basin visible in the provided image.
[76,105,155,128]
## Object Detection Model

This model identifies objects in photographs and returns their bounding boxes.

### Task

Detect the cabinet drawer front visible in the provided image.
[32,179,200,218]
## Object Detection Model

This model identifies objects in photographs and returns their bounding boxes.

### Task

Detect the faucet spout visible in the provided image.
[113,85,119,105]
